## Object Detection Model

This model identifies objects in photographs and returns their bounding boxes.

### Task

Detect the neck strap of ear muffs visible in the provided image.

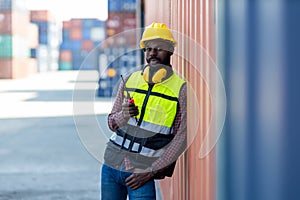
[142,64,173,84]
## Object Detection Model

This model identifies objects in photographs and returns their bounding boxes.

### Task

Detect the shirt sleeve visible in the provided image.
[151,83,187,172]
[107,76,128,131]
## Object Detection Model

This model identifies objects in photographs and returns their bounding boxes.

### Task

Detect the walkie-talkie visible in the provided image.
[121,75,134,104]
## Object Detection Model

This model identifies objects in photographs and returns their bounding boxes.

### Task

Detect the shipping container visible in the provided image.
[30,10,55,22]
[38,33,48,45]
[82,40,94,50]
[90,27,105,41]
[82,18,104,28]
[30,48,36,58]
[97,46,138,97]
[0,58,37,79]
[35,44,48,72]
[143,0,217,199]
[71,40,82,49]
[47,23,60,48]
[59,50,72,62]
[47,47,59,71]
[0,0,28,12]
[27,23,39,48]
[31,20,59,48]
[108,0,136,12]
[31,21,49,33]
[70,19,82,28]
[59,18,106,71]
[106,12,136,37]
[82,29,91,40]
[70,28,82,40]
[59,61,72,70]
[0,34,29,58]
[71,49,85,70]
[62,21,71,29]
[59,41,72,50]
[0,10,30,36]
[62,29,70,40]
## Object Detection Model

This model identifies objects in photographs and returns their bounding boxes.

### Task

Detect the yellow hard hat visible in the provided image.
[140,22,177,48]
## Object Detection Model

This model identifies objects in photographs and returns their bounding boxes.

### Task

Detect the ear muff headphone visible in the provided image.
[141,64,170,84]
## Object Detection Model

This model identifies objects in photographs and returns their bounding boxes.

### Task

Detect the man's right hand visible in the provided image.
[121,102,139,120]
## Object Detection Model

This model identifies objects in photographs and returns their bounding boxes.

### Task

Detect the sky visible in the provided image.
[26,0,108,22]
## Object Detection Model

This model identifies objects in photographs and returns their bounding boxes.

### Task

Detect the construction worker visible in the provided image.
[101,22,187,200]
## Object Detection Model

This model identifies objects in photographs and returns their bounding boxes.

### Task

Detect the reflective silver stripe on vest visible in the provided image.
[127,118,173,135]
[110,133,165,157]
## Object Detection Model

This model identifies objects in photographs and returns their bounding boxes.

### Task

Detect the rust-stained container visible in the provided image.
[0,58,37,79]
[0,10,30,36]
[143,0,217,199]
[59,50,72,62]
[30,10,55,22]
[70,28,82,40]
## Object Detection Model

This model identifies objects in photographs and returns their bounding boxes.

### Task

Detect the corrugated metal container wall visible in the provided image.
[144,0,216,199]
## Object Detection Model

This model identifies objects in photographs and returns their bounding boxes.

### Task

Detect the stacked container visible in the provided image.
[0,0,37,79]
[30,10,59,72]
[97,0,138,97]
[59,18,105,70]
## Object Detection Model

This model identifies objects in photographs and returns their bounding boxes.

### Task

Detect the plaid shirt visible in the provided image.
[107,73,187,172]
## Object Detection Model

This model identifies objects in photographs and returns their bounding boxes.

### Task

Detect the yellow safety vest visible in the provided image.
[109,69,185,162]
[125,70,185,134]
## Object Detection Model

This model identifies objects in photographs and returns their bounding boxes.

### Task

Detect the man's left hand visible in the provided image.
[125,168,154,190]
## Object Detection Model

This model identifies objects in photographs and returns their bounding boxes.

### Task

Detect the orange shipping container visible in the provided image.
[70,19,83,28]
[0,58,37,79]
[30,10,55,22]
[62,21,71,29]
[70,28,82,40]
[82,40,94,50]
[144,0,217,199]
[0,11,30,36]
[59,50,72,62]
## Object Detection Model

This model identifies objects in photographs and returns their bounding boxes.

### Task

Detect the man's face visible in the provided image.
[144,40,173,65]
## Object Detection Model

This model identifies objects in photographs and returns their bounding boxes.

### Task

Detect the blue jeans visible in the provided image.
[101,164,156,200]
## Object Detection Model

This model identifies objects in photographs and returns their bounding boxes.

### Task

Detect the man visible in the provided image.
[101,22,187,200]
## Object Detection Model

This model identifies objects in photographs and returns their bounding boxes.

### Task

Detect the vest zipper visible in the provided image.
[137,83,154,126]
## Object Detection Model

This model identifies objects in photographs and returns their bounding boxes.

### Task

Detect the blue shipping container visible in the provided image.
[72,40,82,50]
[0,0,28,11]
[82,29,91,40]
[60,41,72,50]
[108,0,136,12]
[62,30,70,40]
[108,0,122,11]
[82,19,104,28]
[0,0,12,10]
[31,21,49,34]
[30,48,37,58]
[39,33,48,45]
